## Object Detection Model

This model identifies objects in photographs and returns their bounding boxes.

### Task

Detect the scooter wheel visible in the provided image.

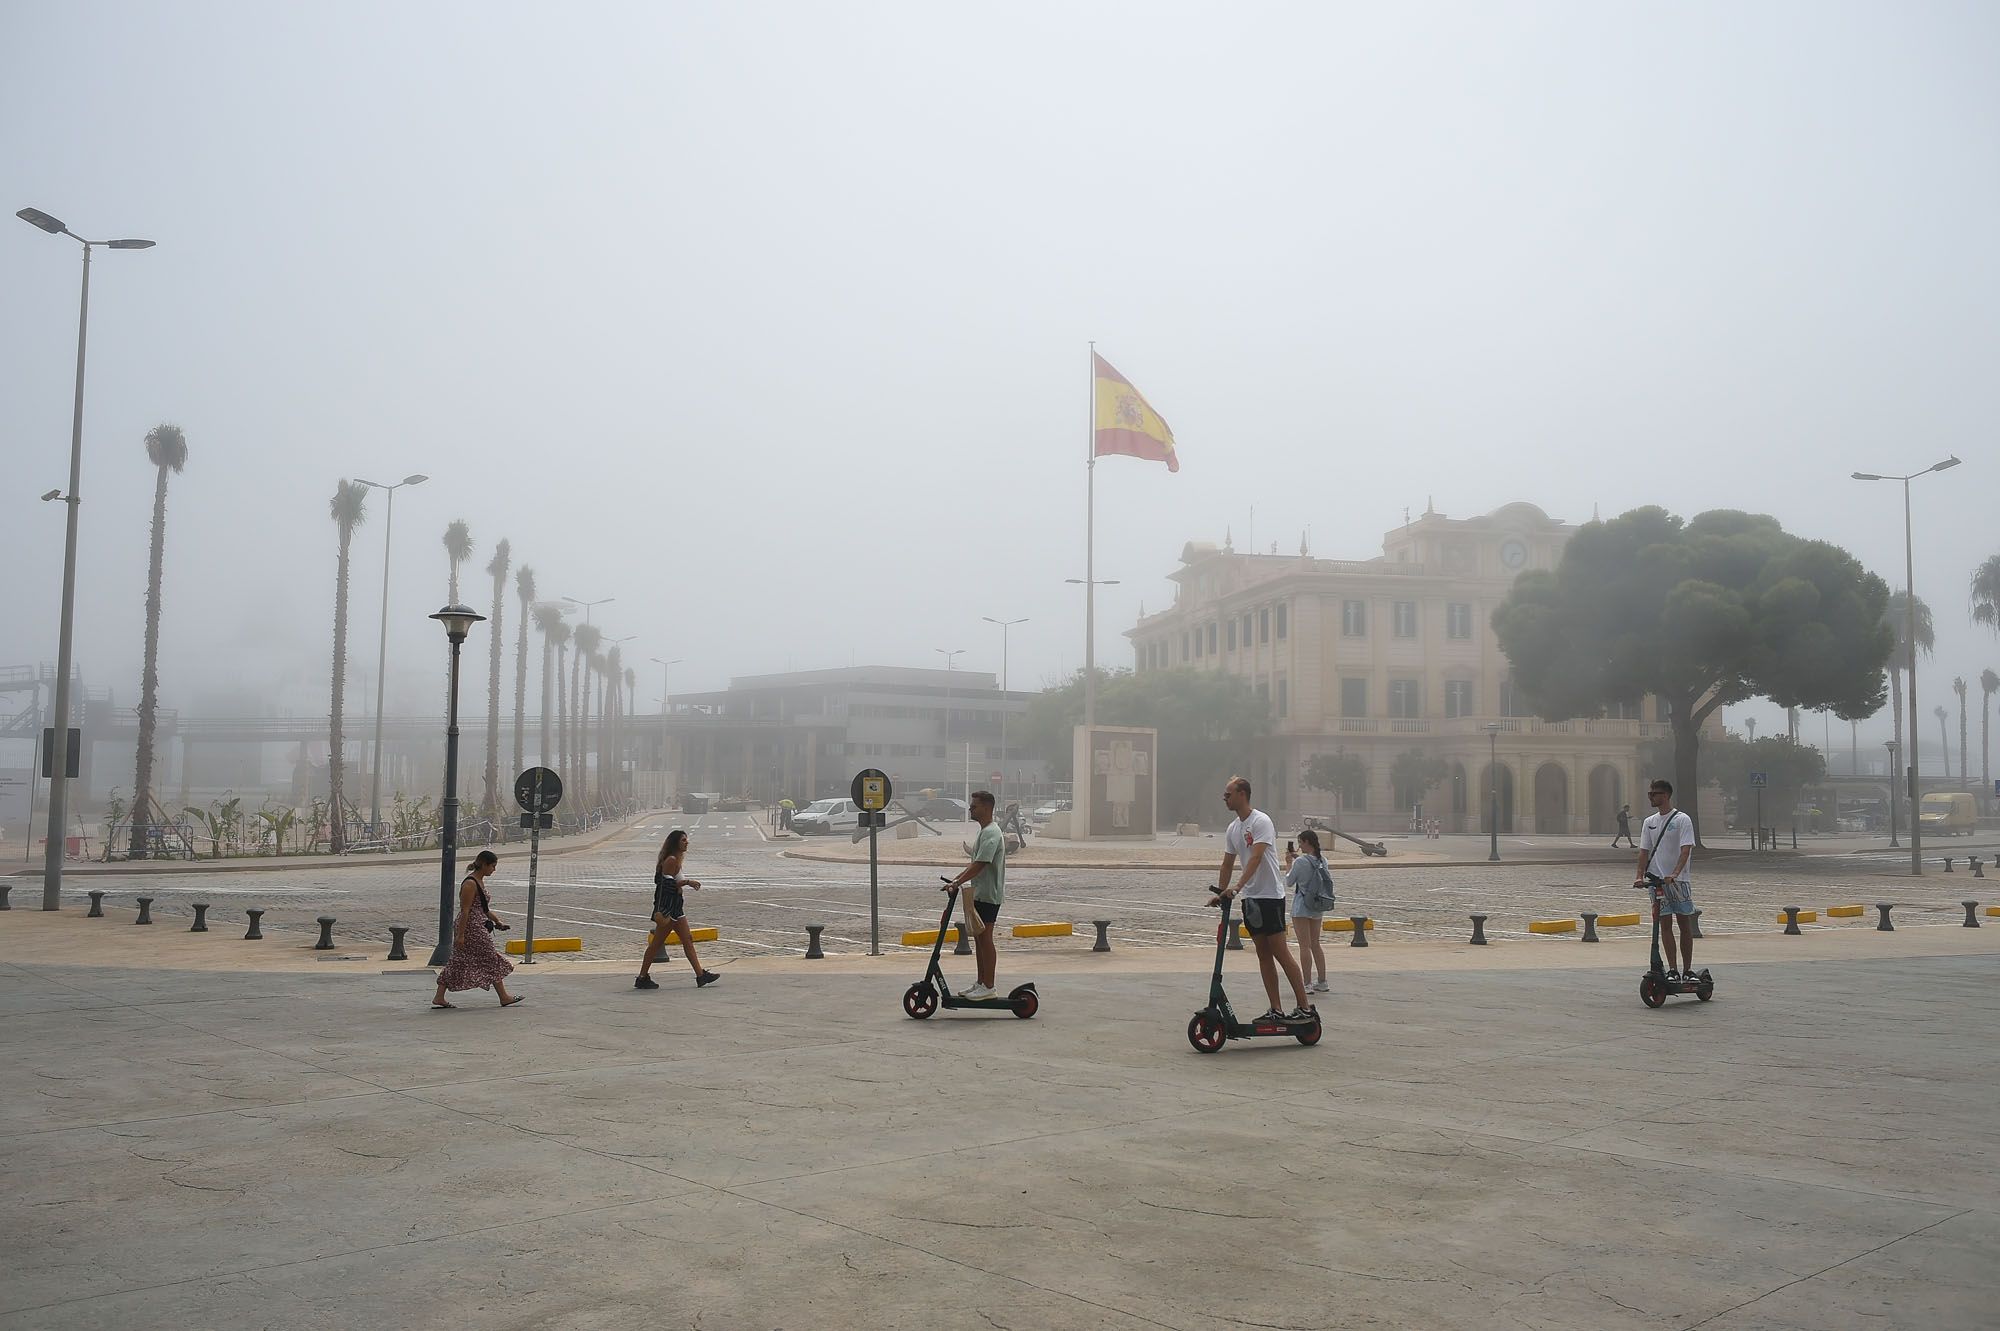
[1294,1016,1323,1046]
[1008,985,1038,1019]
[903,983,938,1020]
[1640,974,1667,1009]
[1696,977,1715,1002]
[1187,1013,1226,1053]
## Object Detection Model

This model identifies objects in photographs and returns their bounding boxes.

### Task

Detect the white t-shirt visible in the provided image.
[1639,808,1693,884]
[1225,809,1285,899]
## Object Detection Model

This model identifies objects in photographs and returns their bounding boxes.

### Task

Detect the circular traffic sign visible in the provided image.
[515,766,563,813]
[851,768,892,812]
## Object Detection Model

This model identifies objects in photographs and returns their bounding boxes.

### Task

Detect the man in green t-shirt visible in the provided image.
[943,789,1005,998]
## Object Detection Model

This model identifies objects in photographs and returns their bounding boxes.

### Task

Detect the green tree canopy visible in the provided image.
[1699,734,1827,829]
[1020,668,1269,823]
[1301,751,1368,809]
[1493,508,1891,839]
[1389,748,1448,810]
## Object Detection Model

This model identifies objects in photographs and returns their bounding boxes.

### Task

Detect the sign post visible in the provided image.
[1749,771,1766,851]
[514,767,563,961]
[853,768,891,955]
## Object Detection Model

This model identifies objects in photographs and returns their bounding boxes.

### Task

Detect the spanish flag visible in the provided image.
[1093,353,1179,472]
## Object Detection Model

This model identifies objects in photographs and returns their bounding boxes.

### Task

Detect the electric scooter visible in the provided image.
[1187,895,1322,1052]
[901,879,1038,1019]
[1638,872,1714,1008]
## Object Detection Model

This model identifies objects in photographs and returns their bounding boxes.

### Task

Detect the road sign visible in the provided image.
[515,767,563,813]
[990,770,1003,783]
[852,768,891,812]
[1748,772,1767,788]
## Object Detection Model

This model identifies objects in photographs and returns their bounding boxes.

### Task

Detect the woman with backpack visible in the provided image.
[1284,829,1335,995]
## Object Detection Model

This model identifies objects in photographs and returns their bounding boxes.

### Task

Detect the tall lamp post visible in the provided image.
[1485,723,1503,863]
[652,658,682,714]
[357,473,428,835]
[427,604,485,966]
[982,617,1027,801]
[562,594,614,623]
[936,648,963,799]
[1885,739,1900,848]
[1853,455,1960,877]
[17,207,154,911]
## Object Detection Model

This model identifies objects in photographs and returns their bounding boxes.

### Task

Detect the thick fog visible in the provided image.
[3,2,1996,742]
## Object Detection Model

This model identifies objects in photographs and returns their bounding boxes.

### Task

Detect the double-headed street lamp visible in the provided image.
[427,604,485,966]
[652,658,683,714]
[983,617,1028,801]
[1853,455,1960,877]
[562,594,614,623]
[17,207,154,911]
[356,473,428,834]
[1485,723,1504,863]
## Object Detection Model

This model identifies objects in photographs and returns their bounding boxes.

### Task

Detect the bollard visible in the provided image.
[1226,923,1243,951]
[387,926,410,961]
[1690,909,1704,939]
[1580,912,1599,943]
[314,916,336,950]
[1092,919,1112,953]
[189,903,210,933]
[1781,906,1803,936]
[1468,913,1489,945]
[1348,915,1369,947]
[1963,901,1981,928]
[0,883,10,910]
[134,896,154,925]
[1944,858,1954,873]
[1973,856,1985,879]
[1874,903,1894,932]
[243,909,264,940]
[804,924,825,959]
[953,927,973,956]
[87,890,105,917]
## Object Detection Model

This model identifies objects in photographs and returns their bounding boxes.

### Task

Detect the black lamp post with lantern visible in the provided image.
[428,604,485,966]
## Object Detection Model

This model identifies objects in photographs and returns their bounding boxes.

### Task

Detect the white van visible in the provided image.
[792,798,860,836]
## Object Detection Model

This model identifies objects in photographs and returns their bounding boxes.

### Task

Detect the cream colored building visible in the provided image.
[1126,503,1699,835]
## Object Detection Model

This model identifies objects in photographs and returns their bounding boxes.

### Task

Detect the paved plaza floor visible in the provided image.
[2,905,1994,1330]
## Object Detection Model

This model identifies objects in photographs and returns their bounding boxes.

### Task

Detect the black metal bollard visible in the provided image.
[1348,916,1369,948]
[1469,913,1489,945]
[134,896,154,925]
[1226,922,1243,951]
[87,890,105,917]
[804,924,825,959]
[0,883,10,910]
[1962,901,1981,928]
[1092,920,1111,952]
[1944,858,1954,873]
[1973,856,1986,879]
[1690,909,1705,939]
[1874,903,1894,932]
[1580,912,1599,943]
[1781,906,1803,936]
[387,926,410,961]
[953,926,973,956]
[243,909,264,940]
[314,916,336,950]
[189,903,210,932]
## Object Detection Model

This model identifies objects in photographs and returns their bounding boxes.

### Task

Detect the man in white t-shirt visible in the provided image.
[1634,778,1698,978]
[1212,776,1313,1021]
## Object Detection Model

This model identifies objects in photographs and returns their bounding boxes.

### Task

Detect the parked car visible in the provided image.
[792,798,861,836]
[1029,800,1071,824]
[916,797,969,822]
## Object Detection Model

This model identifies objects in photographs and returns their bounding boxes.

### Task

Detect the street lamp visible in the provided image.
[1064,577,1121,727]
[1485,723,1503,862]
[1885,739,1901,848]
[1853,454,1960,876]
[427,604,485,966]
[18,207,154,911]
[983,617,1028,802]
[936,648,963,799]
[356,473,429,835]
[652,658,683,714]
[562,594,614,623]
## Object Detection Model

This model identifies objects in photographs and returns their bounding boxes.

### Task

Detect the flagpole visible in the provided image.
[1084,340,1097,730]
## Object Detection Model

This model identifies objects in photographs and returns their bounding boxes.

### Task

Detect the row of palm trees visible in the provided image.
[326,479,637,852]
[1882,560,2000,800]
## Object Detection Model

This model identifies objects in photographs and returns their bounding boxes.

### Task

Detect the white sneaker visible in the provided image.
[1310,980,1330,994]
[961,983,992,999]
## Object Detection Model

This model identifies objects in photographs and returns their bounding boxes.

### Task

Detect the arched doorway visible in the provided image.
[1450,763,1469,833]
[1534,763,1569,833]
[1479,764,1515,834]
[1588,764,1621,836]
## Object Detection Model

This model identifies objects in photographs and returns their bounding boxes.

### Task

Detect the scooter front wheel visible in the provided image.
[1008,985,1039,1019]
[1295,1015,1323,1046]
[1188,1012,1226,1053]
[1639,974,1667,1009]
[1696,977,1715,1002]
[903,983,939,1020]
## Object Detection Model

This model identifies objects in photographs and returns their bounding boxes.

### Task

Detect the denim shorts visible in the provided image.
[1658,879,1696,915]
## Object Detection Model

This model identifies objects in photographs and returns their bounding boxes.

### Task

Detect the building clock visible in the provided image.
[1500,538,1527,570]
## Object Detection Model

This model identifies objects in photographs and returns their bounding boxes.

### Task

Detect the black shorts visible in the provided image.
[652,875,686,924]
[1240,896,1286,936]
[973,899,1000,925]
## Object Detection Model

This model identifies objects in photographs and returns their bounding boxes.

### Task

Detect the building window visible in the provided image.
[1243,613,1253,646]
[1259,608,1270,644]
[1393,601,1418,638]
[1278,677,1289,718]
[1388,678,1421,718]
[1499,676,1532,718]
[1341,600,1367,636]
[1207,623,1217,655]
[1445,679,1473,718]
[1256,681,1269,705]
[1276,603,1288,639]
[1341,677,1367,716]
[1447,603,1473,640]
[1227,620,1237,651]
[1182,632,1190,662]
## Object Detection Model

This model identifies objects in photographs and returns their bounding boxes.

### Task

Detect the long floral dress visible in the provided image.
[436,886,515,992]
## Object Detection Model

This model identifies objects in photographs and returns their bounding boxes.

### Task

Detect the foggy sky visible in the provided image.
[3,2,1996,757]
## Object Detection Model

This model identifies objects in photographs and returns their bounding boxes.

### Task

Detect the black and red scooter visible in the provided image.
[1639,872,1714,1008]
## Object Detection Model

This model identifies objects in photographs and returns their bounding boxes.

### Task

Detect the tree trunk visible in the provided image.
[1668,694,1704,846]
[130,465,171,859]
[1958,696,1968,791]
[1983,691,1992,794]
[555,646,568,804]
[485,569,503,815]
[1938,712,1951,779]
[513,608,528,782]
[330,533,353,854]
[1889,666,1904,831]
[539,637,552,770]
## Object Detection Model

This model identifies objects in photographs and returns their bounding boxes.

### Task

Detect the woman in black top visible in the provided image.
[635,829,719,990]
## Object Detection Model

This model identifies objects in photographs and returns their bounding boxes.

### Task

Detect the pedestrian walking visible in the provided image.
[431,850,523,1009]
[1612,803,1636,848]
[636,829,720,989]
[1283,828,1335,994]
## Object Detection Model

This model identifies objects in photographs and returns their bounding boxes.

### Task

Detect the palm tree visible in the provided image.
[129,423,188,859]
[328,480,369,852]
[1934,704,1951,779]
[1982,669,1998,795]
[513,565,536,779]
[624,665,637,801]
[603,644,623,806]
[573,623,602,805]
[1882,591,1933,805]
[533,600,563,768]
[546,613,572,788]
[1953,677,1968,789]
[442,519,474,603]
[1972,553,2000,633]
[482,538,511,812]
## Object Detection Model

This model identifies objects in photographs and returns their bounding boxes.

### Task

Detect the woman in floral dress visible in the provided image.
[431,850,523,1009]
